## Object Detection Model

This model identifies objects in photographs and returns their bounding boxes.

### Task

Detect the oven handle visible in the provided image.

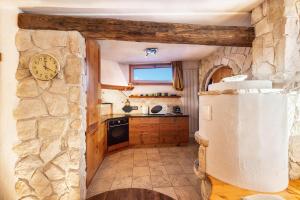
[109,123,129,128]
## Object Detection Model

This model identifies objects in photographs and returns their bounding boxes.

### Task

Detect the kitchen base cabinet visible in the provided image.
[86,129,98,186]
[86,121,107,186]
[129,116,189,146]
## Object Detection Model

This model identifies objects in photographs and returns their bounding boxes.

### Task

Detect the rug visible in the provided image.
[87,188,175,200]
[242,194,285,200]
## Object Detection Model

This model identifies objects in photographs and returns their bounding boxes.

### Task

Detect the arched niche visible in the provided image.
[201,65,233,91]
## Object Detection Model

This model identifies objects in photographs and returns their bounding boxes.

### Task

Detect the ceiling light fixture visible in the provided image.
[145,48,158,57]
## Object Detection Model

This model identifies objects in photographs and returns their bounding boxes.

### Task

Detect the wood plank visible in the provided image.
[18,13,254,47]
[100,83,134,91]
[129,95,181,98]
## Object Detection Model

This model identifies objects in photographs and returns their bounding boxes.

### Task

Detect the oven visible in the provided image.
[107,117,129,151]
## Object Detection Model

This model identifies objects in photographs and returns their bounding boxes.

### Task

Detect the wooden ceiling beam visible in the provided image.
[18,13,255,47]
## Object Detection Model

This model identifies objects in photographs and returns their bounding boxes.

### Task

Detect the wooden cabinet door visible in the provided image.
[86,39,101,186]
[129,117,159,145]
[86,129,98,185]
[159,117,180,144]
[98,122,107,163]
[86,39,100,129]
[176,117,189,143]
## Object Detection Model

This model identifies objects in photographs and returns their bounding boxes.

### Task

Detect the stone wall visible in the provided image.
[13,30,87,199]
[252,0,300,180]
[199,46,252,91]
[251,0,300,83]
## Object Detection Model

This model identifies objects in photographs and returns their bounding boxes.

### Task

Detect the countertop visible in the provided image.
[101,113,189,122]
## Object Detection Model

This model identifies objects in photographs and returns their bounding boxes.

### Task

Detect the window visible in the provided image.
[129,63,173,85]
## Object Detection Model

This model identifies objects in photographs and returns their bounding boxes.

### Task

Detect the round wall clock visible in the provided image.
[29,53,60,81]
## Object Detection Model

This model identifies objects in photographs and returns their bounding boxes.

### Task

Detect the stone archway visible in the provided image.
[201,65,233,91]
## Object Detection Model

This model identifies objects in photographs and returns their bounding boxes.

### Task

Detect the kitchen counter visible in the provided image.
[101,113,189,122]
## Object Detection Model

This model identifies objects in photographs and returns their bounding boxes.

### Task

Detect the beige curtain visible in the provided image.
[172,61,184,91]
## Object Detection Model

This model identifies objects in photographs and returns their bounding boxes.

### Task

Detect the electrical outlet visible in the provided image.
[131,106,138,110]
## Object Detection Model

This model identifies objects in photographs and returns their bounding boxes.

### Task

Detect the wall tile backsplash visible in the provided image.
[101,89,183,114]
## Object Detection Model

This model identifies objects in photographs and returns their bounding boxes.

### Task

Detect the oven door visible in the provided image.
[108,123,129,146]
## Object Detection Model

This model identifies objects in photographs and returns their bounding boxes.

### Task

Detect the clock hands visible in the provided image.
[42,57,56,72]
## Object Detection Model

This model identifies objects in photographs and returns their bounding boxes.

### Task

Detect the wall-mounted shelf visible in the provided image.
[129,95,181,98]
[99,84,134,91]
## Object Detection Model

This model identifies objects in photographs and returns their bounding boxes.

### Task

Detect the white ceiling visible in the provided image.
[98,40,220,64]
[16,0,264,26]
[12,0,263,64]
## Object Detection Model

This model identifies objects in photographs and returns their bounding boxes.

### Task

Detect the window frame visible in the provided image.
[129,63,173,85]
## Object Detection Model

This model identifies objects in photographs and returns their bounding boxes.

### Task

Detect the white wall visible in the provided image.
[101,59,128,86]
[0,3,19,200]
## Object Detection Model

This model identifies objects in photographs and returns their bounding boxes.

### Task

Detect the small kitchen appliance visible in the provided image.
[173,106,182,114]
[149,104,167,115]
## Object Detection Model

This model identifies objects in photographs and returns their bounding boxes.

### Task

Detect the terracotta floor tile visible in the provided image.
[151,175,172,188]
[149,165,168,176]
[148,160,163,167]
[173,186,201,200]
[120,149,134,155]
[146,148,159,154]
[118,154,133,161]
[147,153,161,161]
[169,174,193,187]
[134,159,149,167]
[87,177,114,198]
[185,173,199,186]
[168,147,183,154]
[115,167,133,178]
[158,147,170,154]
[177,158,194,166]
[106,152,121,161]
[99,158,117,170]
[134,153,147,160]
[160,152,176,158]
[95,166,116,179]
[132,176,152,190]
[161,157,179,165]
[164,165,184,175]
[180,163,194,174]
[118,159,134,168]
[133,166,150,177]
[153,187,178,200]
[133,148,148,154]
[110,176,132,190]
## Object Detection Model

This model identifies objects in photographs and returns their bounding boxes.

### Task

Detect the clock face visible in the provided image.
[29,54,60,81]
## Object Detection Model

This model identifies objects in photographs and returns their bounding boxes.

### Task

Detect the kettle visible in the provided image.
[173,106,182,114]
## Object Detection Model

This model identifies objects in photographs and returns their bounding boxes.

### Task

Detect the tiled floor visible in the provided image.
[87,142,300,200]
[87,143,200,200]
